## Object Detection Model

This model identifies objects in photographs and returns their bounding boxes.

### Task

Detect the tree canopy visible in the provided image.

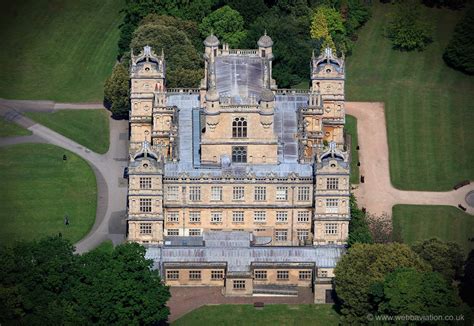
[443,7,474,74]
[377,268,468,318]
[104,63,130,119]
[411,237,464,282]
[347,195,373,246]
[386,0,433,51]
[334,243,430,323]
[199,5,247,48]
[0,237,170,325]
[130,20,203,88]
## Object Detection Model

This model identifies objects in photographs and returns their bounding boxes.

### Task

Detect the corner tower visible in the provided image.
[310,48,345,146]
[130,46,166,152]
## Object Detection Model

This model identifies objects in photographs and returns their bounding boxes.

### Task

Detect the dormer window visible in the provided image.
[326,68,331,73]
[145,67,150,71]
[262,49,266,57]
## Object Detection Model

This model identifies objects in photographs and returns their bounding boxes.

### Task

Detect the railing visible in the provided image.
[227,49,259,56]
[130,116,152,122]
[167,88,200,94]
[275,89,310,95]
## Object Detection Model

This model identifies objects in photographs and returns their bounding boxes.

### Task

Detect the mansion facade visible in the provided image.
[126,34,350,302]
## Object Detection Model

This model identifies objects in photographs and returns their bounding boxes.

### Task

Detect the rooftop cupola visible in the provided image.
[258,31,273,48]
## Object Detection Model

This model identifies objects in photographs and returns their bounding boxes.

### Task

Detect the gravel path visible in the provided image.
[345,102,474,216]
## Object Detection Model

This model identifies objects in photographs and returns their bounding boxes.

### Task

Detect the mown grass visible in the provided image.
[345,115,359,184]
[0,116,32,137]
[172,304,340,326]
[0,144,97,246]
[0,0,124,102]
[346,2,474,191]
[392,205,474,254]
[25,109,110,154]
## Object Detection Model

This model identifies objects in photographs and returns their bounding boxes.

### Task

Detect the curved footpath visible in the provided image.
[0,99,128,253]
[345,102,474,216]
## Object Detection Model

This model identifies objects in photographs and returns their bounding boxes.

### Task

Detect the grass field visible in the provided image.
[392,205,474,254]
[172,304,340,326]
[346,2,474,191]
[0,0,124,102]
[345,115,359,184]
[0,144,97,246]
[25,109,110,154]
[0,116,32,137]
[92,240,114,254]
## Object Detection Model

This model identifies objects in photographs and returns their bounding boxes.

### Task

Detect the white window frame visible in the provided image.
[166,270,179,280]
[167,211,179,223]
[189,211,201,223]
[299,270,312,280]
[211,270,224,280]
[277,270,289,280]
[211,186,223,201]
[232,211,244,223]
[253,211,266,223]
[167,228,179,236]
[139,198,152,213]
[325,223,338,235]
[254,270,267,280]
[232,186,245,201]
[189,186,201,201]
[233,280,246,289]
[275,229,288,242]
[139,177,152,189]
[297,211,310,223]
[139,223,152,234]
[254,186,267,201]
[327,177,339,190]
[326,199,338,213]
[276,186,288,201]
[297,229,309,241]
[276,211,288,223]
[189,270,201,280]
[166,186,179,201]
[297,186,311,201]
[189,228,202,236]
[210,211,223,224]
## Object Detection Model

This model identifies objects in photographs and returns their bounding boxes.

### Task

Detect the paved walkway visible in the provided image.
[0,99,128,253]
[168,287,313,322]
[345,102,474,216]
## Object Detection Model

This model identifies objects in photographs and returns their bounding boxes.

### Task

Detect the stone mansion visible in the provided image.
[126,33,350,302]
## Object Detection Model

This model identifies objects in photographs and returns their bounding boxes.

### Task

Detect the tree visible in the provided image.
[460,249,474,307]
[378,268,469,318]
[411,238,464,282]
[0,237,170,325]
[72,243,170,325]
[104,63,130,119]
[334,243,430,323]
[348,195,373,246]
[386,0,433,51]
[422,0,466,9]
[130,22,203,87]
[117,0,217,58]
[223,0,268,27]
[199,5,247,48]
[443,7,474,74]
[310,6,337,52]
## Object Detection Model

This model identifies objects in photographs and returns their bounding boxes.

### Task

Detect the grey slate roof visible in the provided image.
[215,56,264,104]
[164,93,313,178]
[145,231,345,272]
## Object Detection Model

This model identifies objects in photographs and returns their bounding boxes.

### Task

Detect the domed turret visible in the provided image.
[257,31,273,48]
[204,33,220,47]
[260,88,275,102]
[205,88,220,102]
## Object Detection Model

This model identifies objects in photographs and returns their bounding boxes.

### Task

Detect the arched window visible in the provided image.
[232,117,247,138]
[232,146,247,163]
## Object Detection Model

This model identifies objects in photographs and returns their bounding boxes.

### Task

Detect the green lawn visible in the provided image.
[0,0,124,102]
[0,116,32,137]
[172,304,340,326]
[346,2,474,191]
[392,205,474,254]
[345,115,359,184]
[0,144,97,246]
[25,109,110,154]
[92,240,114,254]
